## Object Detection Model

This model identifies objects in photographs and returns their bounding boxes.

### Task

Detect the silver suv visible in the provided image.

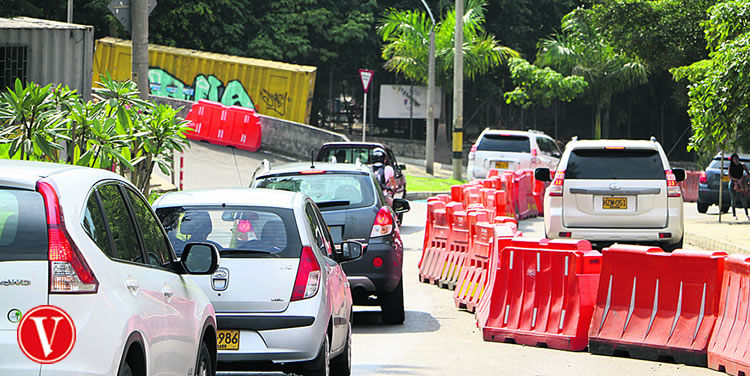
[468,129,561,180]
[535,138,686,250]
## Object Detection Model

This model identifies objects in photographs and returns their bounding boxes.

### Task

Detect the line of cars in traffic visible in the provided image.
[1,141,409,376]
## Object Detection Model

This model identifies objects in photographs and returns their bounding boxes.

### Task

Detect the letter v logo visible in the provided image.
[17,305,76,364]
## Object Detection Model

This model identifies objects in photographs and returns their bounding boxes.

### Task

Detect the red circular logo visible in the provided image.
[16,305,76,364]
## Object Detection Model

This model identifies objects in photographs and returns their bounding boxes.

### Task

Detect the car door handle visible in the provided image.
[161,286,174,298]
[125,279,139,292]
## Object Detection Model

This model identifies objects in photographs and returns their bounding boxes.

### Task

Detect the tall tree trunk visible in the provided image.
[594,105,602,139]
[602,103,611,139]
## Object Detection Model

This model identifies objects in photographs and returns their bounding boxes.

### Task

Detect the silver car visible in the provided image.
[153,188,363,376]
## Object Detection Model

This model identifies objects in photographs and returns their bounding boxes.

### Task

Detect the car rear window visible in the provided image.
[709,158,750,169]
[156,206,301,258]
[254,172,375,211]
[0,189,48,261]
[318,147,373,164]
[477,134,530,153]
[565,149,666,180]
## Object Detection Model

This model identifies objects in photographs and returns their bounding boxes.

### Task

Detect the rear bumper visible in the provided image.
[341,235,403,300]
[0,330,40,376]
[698,184,732,205]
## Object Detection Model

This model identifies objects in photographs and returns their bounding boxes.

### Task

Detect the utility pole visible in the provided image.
[452,0,464,180]
[132,0,149,100]
[420,0,436,175]
[67,0,73,23]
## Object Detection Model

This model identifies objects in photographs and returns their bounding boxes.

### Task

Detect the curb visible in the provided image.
[685,232,750,255]
[405,191,449,201]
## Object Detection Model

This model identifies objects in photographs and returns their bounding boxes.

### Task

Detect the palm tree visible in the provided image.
[378,0,518,87]
[536,8,649,139]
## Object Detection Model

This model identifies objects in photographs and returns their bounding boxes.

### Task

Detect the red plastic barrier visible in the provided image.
[589,245,726,366]
[512,170,535,219]
[419,200,446,270]
[424,202,464,284]
[482,238,601,351]
[475,224,520,328]
[228,106,261,152]
[678,171,700,203]
[532,174,547,215]
[708,254,750,375]
[481,188,497,219]
[184,100,223,141]
[437,211,470,289]
[451,185,463,203]
[419,207,449,283]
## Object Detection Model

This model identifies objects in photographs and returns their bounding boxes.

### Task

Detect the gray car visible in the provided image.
[153,188,363,376]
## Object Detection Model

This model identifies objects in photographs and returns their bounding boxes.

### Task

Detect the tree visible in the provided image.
[537,8,649,139]
[503,57,587,109]
[671,1,750,156]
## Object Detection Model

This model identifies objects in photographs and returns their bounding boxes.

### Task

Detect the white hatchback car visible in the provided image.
[535,138,686,250]
[467,129,561,180]
[0,160,220,376]
[153,188,363,376]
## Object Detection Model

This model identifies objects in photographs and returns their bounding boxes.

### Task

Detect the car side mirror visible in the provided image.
[392,198,410,214]
[180,243,220,275]
[672,168,686,183]
[535,168,552,182]
[552,152,561,158]
[334,241,366,263]
[398,164,406,170]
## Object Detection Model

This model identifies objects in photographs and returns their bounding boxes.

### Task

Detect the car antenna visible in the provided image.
[311,151,315,169]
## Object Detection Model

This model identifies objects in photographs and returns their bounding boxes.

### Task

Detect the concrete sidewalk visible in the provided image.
[400,156,466,181]
[684,202,750,255]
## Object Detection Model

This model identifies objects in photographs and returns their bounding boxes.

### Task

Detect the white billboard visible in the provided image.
[378,84,441,119]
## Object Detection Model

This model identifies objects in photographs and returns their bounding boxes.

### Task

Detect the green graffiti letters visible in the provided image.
[148,68,255,109]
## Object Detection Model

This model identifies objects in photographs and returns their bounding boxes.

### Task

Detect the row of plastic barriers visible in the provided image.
[420,175,750,374]
[678,170,701,203]
[184,99,262,152]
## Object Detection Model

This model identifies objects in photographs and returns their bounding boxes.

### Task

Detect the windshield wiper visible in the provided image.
[316,200,351,208]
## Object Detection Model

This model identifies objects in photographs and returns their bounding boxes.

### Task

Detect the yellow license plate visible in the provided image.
[722,175,731,183]
[603,197,627,209]
[495,161,509,169]
[217,330,239,350]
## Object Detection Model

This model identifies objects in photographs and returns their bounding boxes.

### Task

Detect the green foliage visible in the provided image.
[671,1,750,154]
[503,57,587,109]
[378,0,519,86]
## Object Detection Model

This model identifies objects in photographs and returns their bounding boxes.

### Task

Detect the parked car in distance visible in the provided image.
[316,142,407,199]
[697,152,750,213]
[251,162,409,324]
[153,188,363,375]
[0,160,220,376]
[467,129,561,180]
[535,138,686,250]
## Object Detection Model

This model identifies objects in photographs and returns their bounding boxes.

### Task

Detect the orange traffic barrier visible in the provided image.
[419,206,449,283]
[708,254,750,375]
[424,202,464,284]
[420,200,446,270]
[512,170,536,219]
[589,245,726,366]
[475,224,520,329]
[451,185,463,203]
[678,171,700,203]
[228,106,261,152]
[482,238,601,351]
[437,211,471,289]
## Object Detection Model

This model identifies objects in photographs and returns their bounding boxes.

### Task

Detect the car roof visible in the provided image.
[320,142,387,149]
[713,152,750,160]
[257,162,372,177]
[567,139,661,149]
[481,129,551,138]
[0,160,90,189]
[155,188,303,209]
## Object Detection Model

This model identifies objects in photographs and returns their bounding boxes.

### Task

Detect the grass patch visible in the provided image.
[406,174,465,192]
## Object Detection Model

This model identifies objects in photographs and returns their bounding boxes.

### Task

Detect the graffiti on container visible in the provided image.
[148,68,255,109]
[260,89,288,116]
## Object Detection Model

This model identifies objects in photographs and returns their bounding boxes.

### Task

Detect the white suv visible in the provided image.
[535,138,685,250]
[0,161,220,376]
[467,129,561,180]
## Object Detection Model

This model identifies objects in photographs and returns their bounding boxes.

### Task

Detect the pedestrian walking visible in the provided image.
[728,153,750,220]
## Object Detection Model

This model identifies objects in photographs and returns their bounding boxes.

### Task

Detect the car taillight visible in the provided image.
[370,206,394,238]
[531,148,539,164]
[549,170,565,197]
[699,171,707,185]
[665,169,681,198]
[291,246,320,301]
[37,181,98,294]
[469,145,477,161]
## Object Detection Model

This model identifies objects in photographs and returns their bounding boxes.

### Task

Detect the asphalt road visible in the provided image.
[178,143,720,376]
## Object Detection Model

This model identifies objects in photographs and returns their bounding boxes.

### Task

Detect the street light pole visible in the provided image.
[452,0,464,180]
[132,0,150,100]
[67,0,73,23]
[420,0,436,175]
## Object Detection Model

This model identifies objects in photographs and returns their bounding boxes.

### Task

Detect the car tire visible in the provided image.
[664,238,684,252]
[697,201,709,214]
[331,320,352,376]
[381,279,405,325]
[195,341,212,376]
[118,362,134,376]
[304,335,330,376]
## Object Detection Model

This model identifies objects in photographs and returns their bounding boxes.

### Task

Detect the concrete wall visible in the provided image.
[260,115,349,160]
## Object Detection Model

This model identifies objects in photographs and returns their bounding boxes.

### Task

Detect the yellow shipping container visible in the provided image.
[93,37,317,124]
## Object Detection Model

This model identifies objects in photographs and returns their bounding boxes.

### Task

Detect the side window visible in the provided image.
[82,193,113,257]
[536,137,552,155]
[97,184,143,264]
[305,203,331,256]
[125,188,174,268]
[314,208,335,257]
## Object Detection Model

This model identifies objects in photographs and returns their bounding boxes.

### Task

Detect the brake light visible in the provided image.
[699,171,707,185]
[665,170,681,198]
[531,149,538,156]
[469,145,477,161]
[470,145,477,153]
[531,148,540,164]
[291,246,320,301]
[605,146,625,150]
[370,206,394,237]
[300,170,326,174]
[549,170,565,197]
[37,181,98,294]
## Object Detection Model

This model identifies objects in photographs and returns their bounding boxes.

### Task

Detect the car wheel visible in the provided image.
[331,319,352,376]
[697,201,709,214]
[195,341,212,376]
[118,362,134,376]
[381,279,405,325]
[304,335,330,376]
[663,238,684,252]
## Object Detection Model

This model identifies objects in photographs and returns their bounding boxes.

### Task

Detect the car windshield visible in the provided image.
[254,172,375,211]
[0,189,48,262]
[155,206,301,258]
[318,147,373,164]
[565,149,666,180]
[477,134,530,153]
